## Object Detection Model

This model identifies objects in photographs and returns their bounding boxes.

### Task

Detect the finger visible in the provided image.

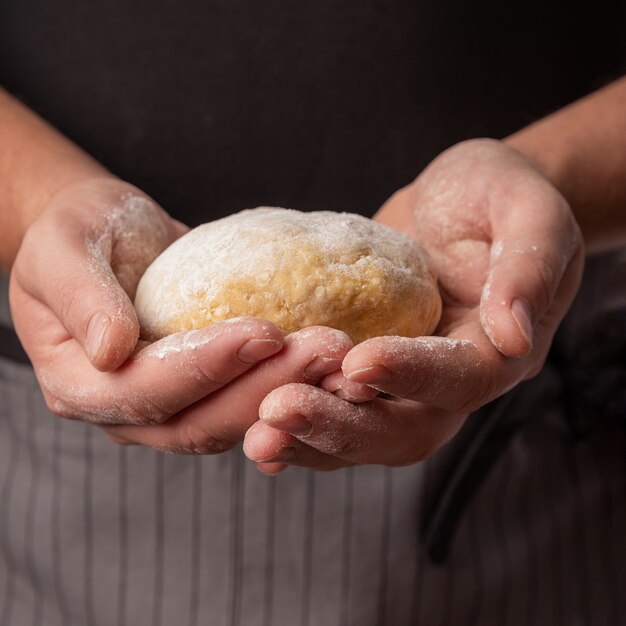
[168,217,191,240]
[244,420,351,471]
[255,462,290,476]
[103,430,139,446]
[319,370,379,403]
[342,330,519,412]
[32,316,284,425]
[15,215,141,371]
[104,327,352,451]
[481,190,584,357]
[257,383,466,466]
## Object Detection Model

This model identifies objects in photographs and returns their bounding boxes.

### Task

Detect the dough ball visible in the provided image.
[134,207,442,343]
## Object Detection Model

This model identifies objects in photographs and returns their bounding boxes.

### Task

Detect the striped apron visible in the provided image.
[1,251,625,626]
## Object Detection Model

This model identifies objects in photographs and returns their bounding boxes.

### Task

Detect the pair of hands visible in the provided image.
[10,139,584,474]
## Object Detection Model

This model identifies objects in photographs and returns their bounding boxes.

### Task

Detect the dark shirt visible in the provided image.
[1,0,624,226]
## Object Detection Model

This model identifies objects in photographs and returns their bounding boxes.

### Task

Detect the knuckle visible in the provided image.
[191,360,229,388]
[38,377,79,420]
[132,395,172,424]
[116,396,170,425]
[456,367,501,413]
[177,421,235,455]
[309,433,355,458]
[404,376,427,402]
[43,392,79,420]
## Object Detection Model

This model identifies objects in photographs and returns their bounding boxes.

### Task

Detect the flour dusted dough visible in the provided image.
[134,208,442,343]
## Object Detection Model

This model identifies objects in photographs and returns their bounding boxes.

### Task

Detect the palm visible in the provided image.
[11,179,186,371]
[375,140,582,358]
[375,177,492,343]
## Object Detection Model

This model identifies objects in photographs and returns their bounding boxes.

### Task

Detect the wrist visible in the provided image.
[0,88,113,268]
[503,131,576,208]
[3,169,115,270]
[19,166,114,222]
[504,78,626,253]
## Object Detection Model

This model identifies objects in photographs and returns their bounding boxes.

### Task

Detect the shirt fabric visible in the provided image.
[1,0,624,224]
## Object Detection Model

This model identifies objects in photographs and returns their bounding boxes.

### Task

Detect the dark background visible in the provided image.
[1,0,624,225]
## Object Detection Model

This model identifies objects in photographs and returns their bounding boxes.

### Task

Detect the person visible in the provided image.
[0,3,625,624]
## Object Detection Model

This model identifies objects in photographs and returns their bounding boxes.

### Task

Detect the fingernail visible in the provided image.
[86,311,111,361]
[511,299,533,350]
[304,356,342,379]
[345,364,393,385]
[237,339,282,364]
[263,412,312,436]
[258,447,296,463]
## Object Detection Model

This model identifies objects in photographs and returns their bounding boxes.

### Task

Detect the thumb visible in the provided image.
[15,220,140,371]
[480,200,583,357]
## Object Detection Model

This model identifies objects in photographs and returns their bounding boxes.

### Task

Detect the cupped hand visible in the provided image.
[10,177,368,458]
[244,138,585,473]
[11,177,186,372]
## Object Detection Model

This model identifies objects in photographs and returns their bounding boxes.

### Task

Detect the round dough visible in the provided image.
[134,207,442,343]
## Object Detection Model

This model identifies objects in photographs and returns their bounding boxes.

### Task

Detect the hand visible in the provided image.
[103,326,371,464]
[11,177,187,371]
[10,177,364,457]
[243,139,584,472]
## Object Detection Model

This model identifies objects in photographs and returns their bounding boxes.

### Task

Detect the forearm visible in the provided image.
[506,76,626,253]
[0,88,111,269]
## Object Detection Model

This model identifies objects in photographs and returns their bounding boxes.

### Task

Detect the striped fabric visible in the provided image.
[1,253,625,625]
